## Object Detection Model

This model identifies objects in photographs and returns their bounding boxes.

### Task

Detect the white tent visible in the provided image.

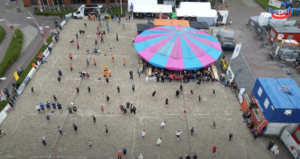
[133,5,172,13]
[128,0,157,12]
[176,8,217,25]
[178,2,211,10]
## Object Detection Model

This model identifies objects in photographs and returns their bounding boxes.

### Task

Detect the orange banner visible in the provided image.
[38,0,42,10]
[43,29,46,42]
[6,24,14,34]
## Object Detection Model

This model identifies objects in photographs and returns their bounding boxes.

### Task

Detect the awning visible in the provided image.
[133,4,172,13]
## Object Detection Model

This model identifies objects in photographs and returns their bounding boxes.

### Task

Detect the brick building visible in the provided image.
[23,0,128,7]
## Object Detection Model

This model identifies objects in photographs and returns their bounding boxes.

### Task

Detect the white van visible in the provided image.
[73,4,102,19]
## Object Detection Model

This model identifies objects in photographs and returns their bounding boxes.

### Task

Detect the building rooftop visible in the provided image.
[272,26,300,33]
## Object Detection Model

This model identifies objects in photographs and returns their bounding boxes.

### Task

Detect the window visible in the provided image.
[72,0,86,4]
[91,0,105,3]
[41,0,47,5]
[54,0,63,5]
[110,0,115,3]
[287,35,294,39]
[264,98,269,109]
[270,30,275,38]
[158,0,163,4]
[258,87,263,97]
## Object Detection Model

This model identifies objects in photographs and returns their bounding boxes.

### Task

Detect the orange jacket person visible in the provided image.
[93,59,96,66]
[123,59,126,66]
[69,53,72,60]
[32,63,36,68]
[111,54,114,62]
[103,71,106,77]
[108,70,111,77]
[104,65,108,71]
[70,63,73,71]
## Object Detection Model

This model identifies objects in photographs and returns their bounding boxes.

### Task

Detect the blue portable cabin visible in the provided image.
[252,78,300,123]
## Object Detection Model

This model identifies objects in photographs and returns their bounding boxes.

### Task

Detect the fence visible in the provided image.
[0,13,71,125]
[212,28,235,39]
[247,16,271,46]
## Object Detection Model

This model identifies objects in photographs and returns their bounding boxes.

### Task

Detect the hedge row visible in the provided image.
[16,35,54,86]
[0,29,23,77]
[0,26,5,44]
[0,35,54,112]
[34,9,77,16]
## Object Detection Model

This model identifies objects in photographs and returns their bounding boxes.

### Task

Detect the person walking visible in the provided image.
[176,130,182,141]
[76,33,78,40]
[77,41,79,50]
[88,140,92,147]
[36,104,40,113]
[101,35,104,43]
[46,102,50,111]
[132,106,136,114]
[212,146,217,154]
[109,44,112,51]
[117,86,120,94]
[57,76,61,82]
[212,119,216,129]
[93,59,96,67]
[180,84,183,93]
[123,24,125,29]
[111,54,114,62]
[42,137,46,146]
[213,89,215,95]
[105,125,108,133]
[107,25,109,32]
[57,127,62,134]
[70,63,73,71]
[106,95,110,103]
[117,151,122,159]
[198,95,201,102]
[58,69,62,77]
[88,86,91,94]
[86,45,89,53]
[76,87,79,94]
[92,115,96,123]
[123,59,126,66]
[68,53,72,60]
[176,90,180,98]
[190,89,193,97]
[229,133,233,141]
[132,84,135,92]
[86,59,89,66]
[53,95,57,102]
[267,140,275,151]
[73,123,78,133]
[142,130,146,138]
[122,148,127,157]
[165,98,168,105]
[116,33,118,41]
[31,87,34,94]
[152,91,156,100]
[101,106,104,112]
[39,103,45,113]
[51,102,56,110]
[190,127,194,136]
[105,77,109,84]
[130,76,133,84]
[192,153,197,159]
[161,121,166,128]
[156,138,162,146]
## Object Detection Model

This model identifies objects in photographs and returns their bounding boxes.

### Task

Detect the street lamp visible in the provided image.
[27,12,49,45]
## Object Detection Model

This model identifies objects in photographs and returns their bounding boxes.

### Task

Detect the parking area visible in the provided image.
[0,18,293,159]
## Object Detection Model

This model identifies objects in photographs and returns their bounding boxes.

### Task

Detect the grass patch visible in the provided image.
[0,29,23,77]
[110,7,126,17]
[0,98,9,112]
[0,26,5,44]
[16,35,54,87]
[256,0,284,10]
[34,9,77,16]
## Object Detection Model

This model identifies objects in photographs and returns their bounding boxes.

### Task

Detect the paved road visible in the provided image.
[0,1,66,94]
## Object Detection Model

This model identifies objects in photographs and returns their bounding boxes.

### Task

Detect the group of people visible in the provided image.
[267,140,280,159]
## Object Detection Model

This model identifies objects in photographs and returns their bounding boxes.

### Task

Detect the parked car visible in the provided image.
[221,41,236,51]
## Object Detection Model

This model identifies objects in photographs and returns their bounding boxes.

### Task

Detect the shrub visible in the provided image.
[0,98,9,112]
[109,7,126,17]
[0,26,5,44]
[34,9,77,16]
[0,29,23,77]
[16,35,54,86]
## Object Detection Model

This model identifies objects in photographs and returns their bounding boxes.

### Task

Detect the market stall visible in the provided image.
[269,26,300,43]
[154,19,172,26]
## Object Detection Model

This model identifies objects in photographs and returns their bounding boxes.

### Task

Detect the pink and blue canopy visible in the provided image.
[134,25,222,70]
